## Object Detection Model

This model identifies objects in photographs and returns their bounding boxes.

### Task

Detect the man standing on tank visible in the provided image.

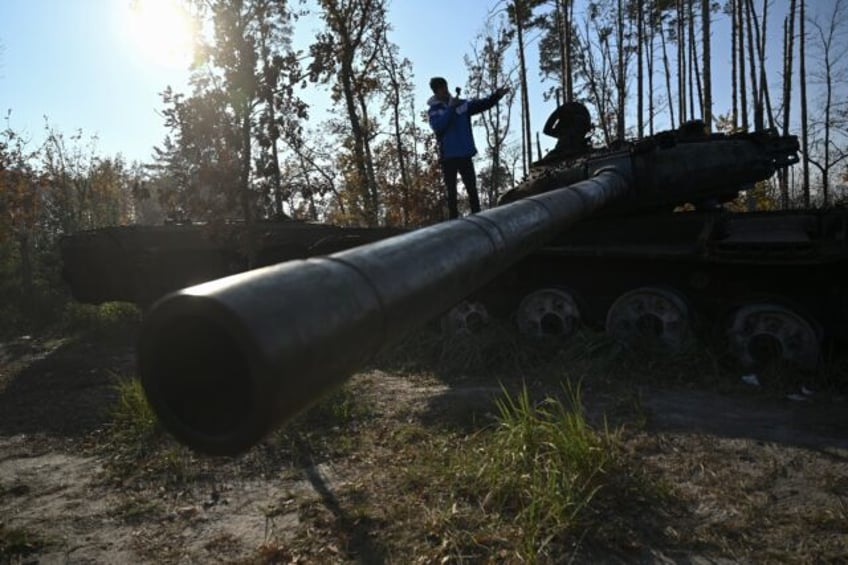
[427,77,508,219]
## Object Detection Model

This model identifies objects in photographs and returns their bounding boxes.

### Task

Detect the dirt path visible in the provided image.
[1,333,846,563]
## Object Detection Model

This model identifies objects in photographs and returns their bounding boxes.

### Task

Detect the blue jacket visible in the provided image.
[428,92,501,160]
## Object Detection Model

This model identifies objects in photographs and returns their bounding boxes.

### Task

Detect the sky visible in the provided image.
[0,0,839,165]
[0,0,514,164]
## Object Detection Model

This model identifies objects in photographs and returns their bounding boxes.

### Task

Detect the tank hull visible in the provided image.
[60,208,848,346]
[474,208,848,346]
[60,221,403,307]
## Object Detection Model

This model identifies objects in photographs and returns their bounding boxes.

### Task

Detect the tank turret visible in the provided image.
[502,108,798,214]
[137,126,799,456]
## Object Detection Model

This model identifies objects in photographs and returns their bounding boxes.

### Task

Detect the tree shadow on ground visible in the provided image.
[377,325,848,454]
[639,387,848,454]
[374,344,848,562]
[0,331,136,439]
[299,461,389,563]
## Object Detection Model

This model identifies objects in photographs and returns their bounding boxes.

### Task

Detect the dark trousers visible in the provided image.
[441,157,481,219]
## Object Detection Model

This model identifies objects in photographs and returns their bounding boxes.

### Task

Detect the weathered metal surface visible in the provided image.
[60,221,403,306]
[138,169,629,455]
[137,126,805,456]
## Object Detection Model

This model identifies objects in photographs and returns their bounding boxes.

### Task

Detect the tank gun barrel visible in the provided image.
[138,128,798,457]
[139,169,629,456]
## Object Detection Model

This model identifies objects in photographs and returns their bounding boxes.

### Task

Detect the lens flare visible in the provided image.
[126,0,195,69]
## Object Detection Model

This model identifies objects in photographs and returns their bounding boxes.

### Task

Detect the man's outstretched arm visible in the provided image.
[468,87,509,116]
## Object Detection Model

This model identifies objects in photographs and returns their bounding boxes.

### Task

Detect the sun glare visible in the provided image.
[126,0,195,70]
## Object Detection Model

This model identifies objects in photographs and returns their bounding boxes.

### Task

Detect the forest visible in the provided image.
[1,0,847,335]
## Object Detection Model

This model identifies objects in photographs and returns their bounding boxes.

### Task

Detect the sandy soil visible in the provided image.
[1,331,846,563]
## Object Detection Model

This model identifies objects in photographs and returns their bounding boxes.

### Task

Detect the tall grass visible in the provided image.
[450,382,622,561]
[106,374,371,482]
[109,377,160,455]
[267,384,373,462]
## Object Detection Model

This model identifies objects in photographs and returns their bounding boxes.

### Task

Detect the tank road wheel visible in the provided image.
[727,304,821,371]
[605,286,692,351]
[441,300,490,337]
[516,288,582,340]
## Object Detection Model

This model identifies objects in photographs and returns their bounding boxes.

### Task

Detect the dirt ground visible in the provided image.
[1,328,846,564]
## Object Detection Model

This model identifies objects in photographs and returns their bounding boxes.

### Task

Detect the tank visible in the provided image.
[129,122,817,456]
[60,219,403,307]
[454,115,846,377]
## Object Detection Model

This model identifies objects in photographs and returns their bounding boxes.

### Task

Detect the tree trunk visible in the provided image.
[565,0,574,101]
[780,0,797,207]
[579,19,613,145]
[823,30,833,207]
[356,92,380,222]
[648,0,656,135]
[260,34,284,217]
[660,18,676,129]
[598,34,616,144]
[753,0,775,129]
[744,0,762,130]
[616,0,626,141]
[737,0,749,130]
[269,118,283,216]
[390,92,411,226]
[701,0,712,130]
[687,0,698,120]
[556,0,566,99]
[556,0,574,102]
[340,57,377,225]
[800,0,810,206]
[637,0,644,138]
[240,106,256,267]
[516,17,533,176]
[731,0,738,129]
[677,0,686,122]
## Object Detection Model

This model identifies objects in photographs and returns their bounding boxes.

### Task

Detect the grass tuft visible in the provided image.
[470,382,619,559]
[416,381,634,562]
[103,375,372,486]
[0,524,45,561]
[104,376,204,483]
[109,377,160,454]
[61,301,140,336]
[266,384,373,463]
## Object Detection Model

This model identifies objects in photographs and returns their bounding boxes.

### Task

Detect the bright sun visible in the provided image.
[127,0,196,69]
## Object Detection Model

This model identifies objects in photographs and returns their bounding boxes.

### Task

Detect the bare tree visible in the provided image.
[687,0,701,120]
[659,10,676,129]
[506,0,542,176]
[574,13,616,144]
[374,42,416,226]
[702,0,712,130]
[676,0,687,122]
[743,0,761,130]
[779,0,797,207]
[737,0,749,130]
[806,0,848,206]
[309,0,389,226]
[730,0,738,128]
[467,18,516,207]
[637,0,645,137]
[616,0,626,141]
[799,0,810,205]
[553,0,576,102]
[751,0,775,129]
[646,0,655,135]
